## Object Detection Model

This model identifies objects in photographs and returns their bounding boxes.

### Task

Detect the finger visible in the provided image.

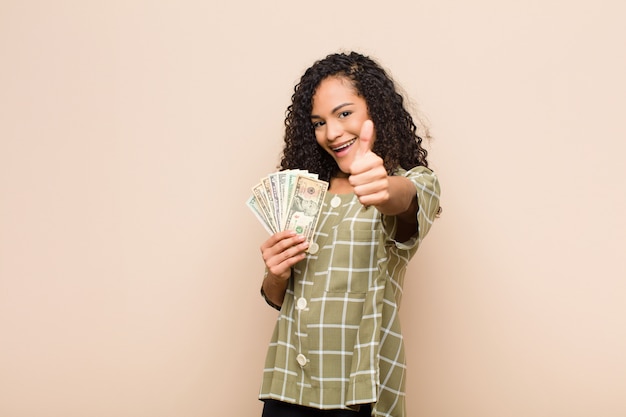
[266,240,309,277]
[260,230,298,252]
[273,238,308,262]
[349,154,386,185]
[356,120,374,158]
[271,242,309,269]
[262,233,306,261]
[356,189,390,207]
[354,175,388,196]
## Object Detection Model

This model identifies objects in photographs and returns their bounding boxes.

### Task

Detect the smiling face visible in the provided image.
[311,76,373,176]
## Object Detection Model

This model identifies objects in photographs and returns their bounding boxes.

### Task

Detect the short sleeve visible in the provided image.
[383,166,441,250]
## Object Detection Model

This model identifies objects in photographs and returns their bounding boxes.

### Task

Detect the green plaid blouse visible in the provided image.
[259,166,441,417]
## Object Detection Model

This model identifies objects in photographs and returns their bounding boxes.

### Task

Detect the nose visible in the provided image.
[325,119,343,141]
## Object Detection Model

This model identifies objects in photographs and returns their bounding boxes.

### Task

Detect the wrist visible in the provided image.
[261,269,290,309]
[260,286,282,311]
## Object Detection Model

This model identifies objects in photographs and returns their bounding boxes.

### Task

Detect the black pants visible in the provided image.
[262,400,372,417]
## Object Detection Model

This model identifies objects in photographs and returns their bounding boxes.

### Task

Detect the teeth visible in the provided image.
[333,139,356,152]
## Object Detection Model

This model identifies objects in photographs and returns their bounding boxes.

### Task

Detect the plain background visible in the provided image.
[1,1,625,416]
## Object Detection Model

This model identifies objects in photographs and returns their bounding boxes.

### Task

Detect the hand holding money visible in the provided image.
[260,230,309,283]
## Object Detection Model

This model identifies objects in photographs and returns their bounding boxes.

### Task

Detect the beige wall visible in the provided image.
[1,1,624,416]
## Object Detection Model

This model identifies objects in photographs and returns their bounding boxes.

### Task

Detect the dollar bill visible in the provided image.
[261,177,278,230]
[282,175,328,243]
[246,171,328,243]
[267,173,283,230]
[251,182,277,233]
[246,195,274,235]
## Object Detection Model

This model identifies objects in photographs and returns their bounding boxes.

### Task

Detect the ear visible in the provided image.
[356,120,374,157]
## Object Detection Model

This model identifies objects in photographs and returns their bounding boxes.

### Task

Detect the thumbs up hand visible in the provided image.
[349,120,390,207]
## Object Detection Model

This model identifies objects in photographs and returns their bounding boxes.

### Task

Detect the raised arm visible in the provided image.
[348,120,419,240]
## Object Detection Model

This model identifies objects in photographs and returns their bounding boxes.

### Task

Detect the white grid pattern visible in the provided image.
[260,166,440,417]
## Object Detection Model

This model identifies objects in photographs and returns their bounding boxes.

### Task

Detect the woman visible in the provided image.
[258,51,441,417]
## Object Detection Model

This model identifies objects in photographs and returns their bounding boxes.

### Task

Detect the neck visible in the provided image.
[329,176,353,194]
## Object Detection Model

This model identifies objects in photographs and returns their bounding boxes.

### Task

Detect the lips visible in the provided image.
[331,138,357,153]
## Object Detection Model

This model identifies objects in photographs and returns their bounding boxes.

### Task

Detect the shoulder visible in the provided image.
[394,166,440,193]
[394,165,435,177]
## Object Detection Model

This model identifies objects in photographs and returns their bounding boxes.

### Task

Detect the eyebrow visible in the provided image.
[310,102,354,119]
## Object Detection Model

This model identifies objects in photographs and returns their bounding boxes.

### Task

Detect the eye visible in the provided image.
[338,111,352,118]
[312,120,325,129]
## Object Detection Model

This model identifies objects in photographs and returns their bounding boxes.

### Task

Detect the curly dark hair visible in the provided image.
[280,51,430,182]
